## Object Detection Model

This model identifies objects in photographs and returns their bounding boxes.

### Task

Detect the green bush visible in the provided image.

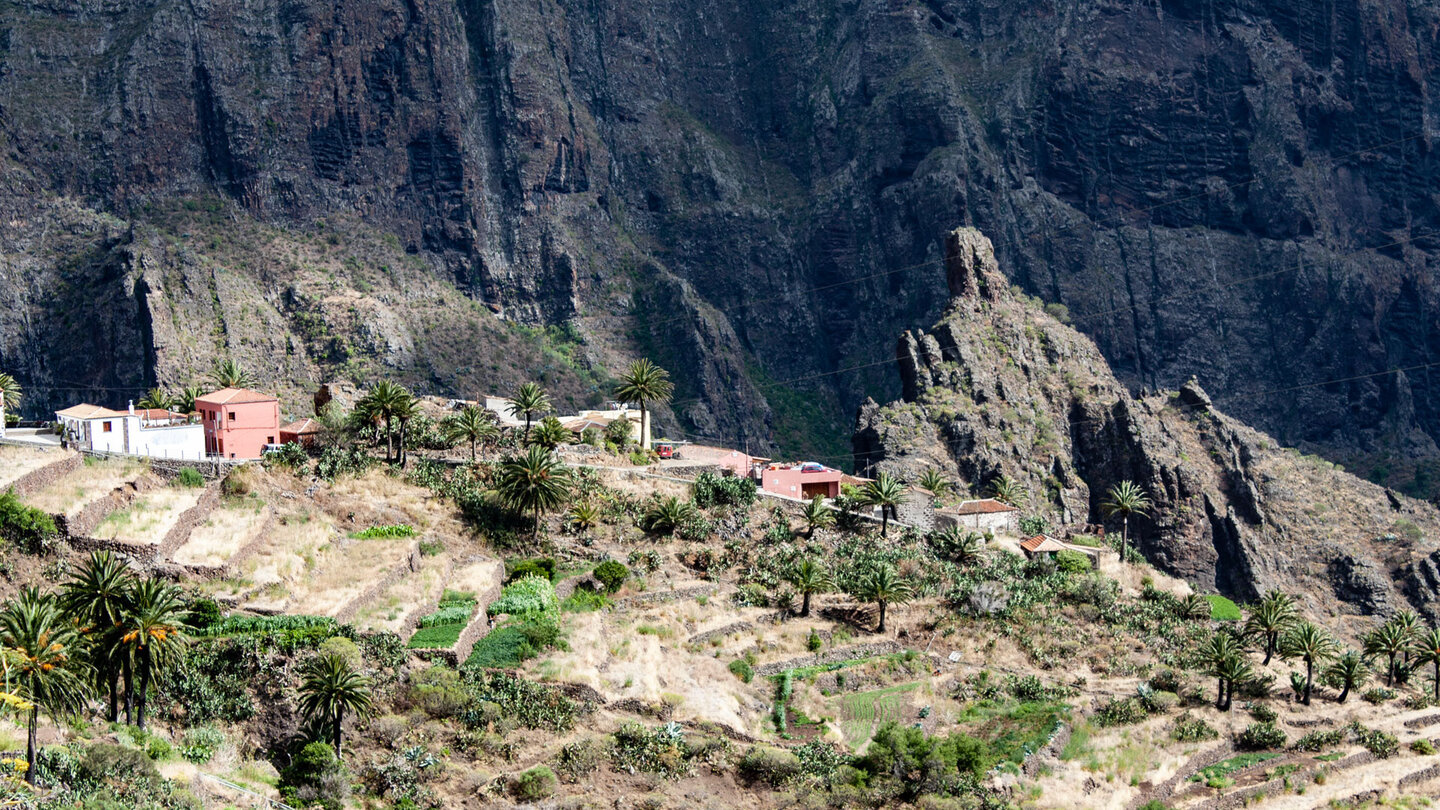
[594,560,629,593]
[1351,723,1399,758]
[1054,549,1091,574]
[263,441,310,471]
[1094,697,1147,727]
[561,584,611,612]
[693,471,758,508]
[1235,721,1287,751]
[1246,702,1277,723]
[1018,514,1049,536]
[512,765,557,800]
[1205,594,1242,622]
[1291,728,1346,752]
[179,727,224,763]
[350,524,417,539]
[738,746,803,788]
[1361,687,1397,704]
[186,598,224,631]
[0,489,58,554]
[807,630,822,652]
[410,665,471,719]
[175,467,206,488]
[1413,739,1437,755]
[488,575,559,617]
[195,614,337,639]
[506,558,556,583]
[729,659,754,683]
[1171,713,1218,742]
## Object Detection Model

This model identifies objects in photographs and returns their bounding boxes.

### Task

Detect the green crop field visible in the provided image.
[838,682,922,747]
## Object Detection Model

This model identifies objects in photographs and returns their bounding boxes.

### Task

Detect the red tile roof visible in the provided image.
[949,498,1019,515]
[280,418,322,435]
[54,404,127,419]
[1020,535,1067,553]
[196,387,278,405]
[137,408,186,421]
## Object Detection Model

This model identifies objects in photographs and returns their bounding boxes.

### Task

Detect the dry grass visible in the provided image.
[0,446,69,489]
[355,553,450,633]
[92,485,204,545]
[24,457,146,515]
[170,500,271,567]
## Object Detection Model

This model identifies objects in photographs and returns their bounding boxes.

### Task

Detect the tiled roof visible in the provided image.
[196,387,278,405]
[281,418,322,435]
[54,404,127,419]
[137,408,186,420]
[1020,535,1068,553]
[949,498,1019,515]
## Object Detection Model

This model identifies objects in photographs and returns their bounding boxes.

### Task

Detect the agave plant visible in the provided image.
[567,500,601,534]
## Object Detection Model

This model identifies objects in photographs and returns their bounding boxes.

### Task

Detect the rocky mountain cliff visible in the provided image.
[855,227,1440,622]
[2,0,1439,471]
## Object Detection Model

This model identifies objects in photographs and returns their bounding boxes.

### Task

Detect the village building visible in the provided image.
[935,498,1020,535]
[1020,533,1102,563]
[54,403,204,459]
[677,445,769,477]
[196,388,281,459]
[758,462,844,499]
[279,418,323,447]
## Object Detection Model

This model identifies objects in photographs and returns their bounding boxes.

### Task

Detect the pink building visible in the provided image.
[681,445,769,477]
[758,462,844,500]
[196,388,281,459]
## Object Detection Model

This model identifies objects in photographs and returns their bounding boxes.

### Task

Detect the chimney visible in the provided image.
[128,400,134,415]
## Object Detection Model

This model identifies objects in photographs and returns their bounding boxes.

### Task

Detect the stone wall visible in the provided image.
[334,543,422,625]
[615,584,715,610]
[8,453,80,497]
[154,482,223,561]
[1123,742,1235,810]
[753,641,905,677]
[687,621,753,646]
[1399,763,1440,789]
[452,561,505,664]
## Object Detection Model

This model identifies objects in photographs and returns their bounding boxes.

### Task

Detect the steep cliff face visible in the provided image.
[856,228,1440,620]
[2,0,1440,470]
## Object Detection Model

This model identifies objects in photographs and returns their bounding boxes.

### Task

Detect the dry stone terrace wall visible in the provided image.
[1399,763,1440,788]
[154,482,223,560]
[334,543,422,625]
[6,453,80,497]
[614,584,715,610]
[1123,742,1235,810]
[452,564,505,663]
[753,641,905,677]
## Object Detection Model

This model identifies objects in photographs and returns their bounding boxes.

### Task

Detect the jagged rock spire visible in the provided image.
[944,227,1004,302]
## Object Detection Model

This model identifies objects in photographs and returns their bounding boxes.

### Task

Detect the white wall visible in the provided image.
[81,415,138,454]
[131,424,205,460]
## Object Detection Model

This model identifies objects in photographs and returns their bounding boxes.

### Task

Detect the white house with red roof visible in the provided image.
[935,498,1020,535]
[55,402,204,459]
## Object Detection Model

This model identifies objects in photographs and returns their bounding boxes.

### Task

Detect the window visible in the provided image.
[267,436,275,444]
[229,411,237,421]
[102,422,112,433]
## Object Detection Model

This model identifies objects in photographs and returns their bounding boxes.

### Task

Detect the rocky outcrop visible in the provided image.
[856,228,1440,623]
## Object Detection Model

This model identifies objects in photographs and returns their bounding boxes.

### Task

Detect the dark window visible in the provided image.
[267,436,275,444]
[229,411,237,421]
[102,422,112,433]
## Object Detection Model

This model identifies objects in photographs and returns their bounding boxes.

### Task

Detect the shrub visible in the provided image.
[561,585,611,613]
[728,659,754,683]
[555,738,604,782]
[1350,723,1399,758]
[807,630,822,652]
[1361,687,1396,704]
[1291,729,1345,752]
[506,558,556,583]
[1054,549,1091,574]
[317,636,363,669]
[350,524,417,539]
[175,467,206,488]
[410,665,471,719]
[1171,714,1218,742]
[610,722,691,779]
[594,560,630,593]
[1246,702,1278,723]
[1235,722,1287,751]
[693,471,758,508]
[738,746,803,788]
[263,441,310,471]
[1019,514,1049,536]
[1205,594,1242,622]
[1094,697,1147,727]
[187,598,224,631]
[488,575,559,617]
[512,765,557,800]
[179,727,224,764]
[0,489,58,554]
[1413,739,1437,755]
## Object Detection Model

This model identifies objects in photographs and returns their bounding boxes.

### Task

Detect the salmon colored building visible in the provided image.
[758,462,844,499]
[196,388,281,459]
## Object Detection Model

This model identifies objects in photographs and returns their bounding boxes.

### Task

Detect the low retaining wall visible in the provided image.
[334,543,422,625]
[754,641,905,677]
[1404,713,1440,729]
[62,476,157,538]
[1124,743,1235,810]
[615,584,715,610]
[1021,723,1072,777]
[154,483,224,561]
[8,454,80,497]
[452,564,505,664]
[688,621,753,646]
[1399,763,1440,788]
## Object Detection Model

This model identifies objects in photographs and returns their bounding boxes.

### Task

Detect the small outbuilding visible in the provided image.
[936,498,1020,535]
[279,418,323,447]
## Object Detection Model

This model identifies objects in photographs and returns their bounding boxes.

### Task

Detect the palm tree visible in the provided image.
[1365,621,1411,687]
[1101,480,1152,565]
[136,388,173,411]
[614,359,674,451]
[443,406,499,461]
[861,472,906,537]
[298,653,373,756]
[173,384,205,416]
[801,496,835,539]
[0,372,20,436]
[1325,651,1369,703]
[1197,631,1244,710]
[988,475,1025,507]
[853,565,913,633]
[528,415,572,450]
[60,551,134,722]
[1243,590,1298,665]
[1178,594,1212,621]
[495,446,572,539]
[1390,609,1424,667]
[392,393,420,468]
[566,501,600,535]
[507,382,552,440]
[118,578,189,730]
[1213,652,1254,712]
[1281,621,1338,705]
[1413,628,1440,702]
[0,588,89,782]
[639,496,696,536]
[355,380,413,463]
[917,468,950,498]
[209,359,254,389]
[787,559,833,618]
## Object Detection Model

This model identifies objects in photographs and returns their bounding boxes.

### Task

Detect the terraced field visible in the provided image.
[92,485,205,545]
[171,500,271,569]
[24,456,147,516]
[838,682,922,747]
[0,445,67,489]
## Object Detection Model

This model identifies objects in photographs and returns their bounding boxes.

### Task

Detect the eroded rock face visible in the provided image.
[856,229,1440,623]
[2,0,1440,474]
